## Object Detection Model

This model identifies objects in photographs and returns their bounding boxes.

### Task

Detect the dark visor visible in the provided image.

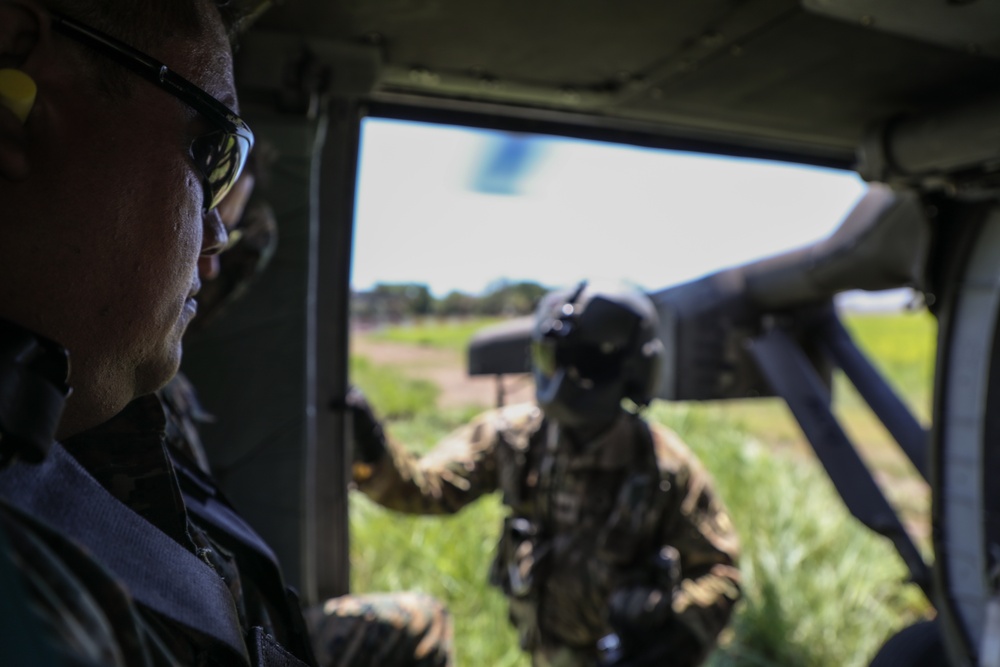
[532,339,624,382]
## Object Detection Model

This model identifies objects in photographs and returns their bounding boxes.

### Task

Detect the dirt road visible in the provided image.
[351,335,535,410]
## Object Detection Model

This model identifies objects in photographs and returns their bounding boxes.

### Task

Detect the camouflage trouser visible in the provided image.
[304,592,454,667]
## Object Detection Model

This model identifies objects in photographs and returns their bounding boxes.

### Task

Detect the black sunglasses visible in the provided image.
[50,14,254,211]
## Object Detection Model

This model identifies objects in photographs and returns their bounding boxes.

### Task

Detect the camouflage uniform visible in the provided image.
[160,374,455,667]
[305,592,453,667]
[356,403,741,667]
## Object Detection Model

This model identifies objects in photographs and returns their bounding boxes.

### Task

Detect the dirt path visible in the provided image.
[351,335,536,409]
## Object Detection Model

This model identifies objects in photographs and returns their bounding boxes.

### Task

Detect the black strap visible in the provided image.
[0,442,250,665]
[175,459,281,567]
[0,320,70,464]
[0,515,63,667]
[172,456,318,666]
[250,627,310,667]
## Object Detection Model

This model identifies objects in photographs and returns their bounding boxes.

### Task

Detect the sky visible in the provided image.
[351,118,894,305]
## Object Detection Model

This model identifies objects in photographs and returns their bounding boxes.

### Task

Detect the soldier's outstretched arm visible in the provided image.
[347,388,501,515]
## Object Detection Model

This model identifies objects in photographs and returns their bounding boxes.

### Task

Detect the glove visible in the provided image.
[608,545,681,632]
[344,386,388,465]
[600,592,697,667]
[608,586,674,633]
[604,582,702,667]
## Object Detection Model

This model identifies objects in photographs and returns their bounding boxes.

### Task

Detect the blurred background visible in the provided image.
[351,118,903,312]
[348,118,932,667]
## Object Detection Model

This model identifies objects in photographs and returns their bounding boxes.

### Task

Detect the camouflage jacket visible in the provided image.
[357,404,741,663]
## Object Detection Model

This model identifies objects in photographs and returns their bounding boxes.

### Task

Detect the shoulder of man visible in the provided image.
[415,403,543,473]
[643,418,741,562]
[643,418,732,521]
[644,419,700,477]
[494,402,544,449]
[412,403,535,468]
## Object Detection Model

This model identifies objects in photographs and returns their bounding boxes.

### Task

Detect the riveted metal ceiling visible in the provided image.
[250,0,1000,167]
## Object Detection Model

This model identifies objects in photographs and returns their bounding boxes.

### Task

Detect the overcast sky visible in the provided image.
[352,118,872,300]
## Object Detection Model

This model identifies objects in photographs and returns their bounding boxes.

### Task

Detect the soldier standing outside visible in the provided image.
[348,282,741,667]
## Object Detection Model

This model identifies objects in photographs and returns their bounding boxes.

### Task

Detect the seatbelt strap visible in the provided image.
[0,515,63,667]
[0,442,250,665]
[173,458,280,567]
[172,457,318,667]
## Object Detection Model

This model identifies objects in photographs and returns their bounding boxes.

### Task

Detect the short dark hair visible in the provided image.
[43,0,250,95]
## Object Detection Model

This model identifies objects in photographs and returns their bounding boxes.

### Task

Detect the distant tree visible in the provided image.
[505,280,547,313]
[405,284,433,315]
[437,290,478,316]
[354,279,548,322]
[351,282,435,321]
[477,279,548,315]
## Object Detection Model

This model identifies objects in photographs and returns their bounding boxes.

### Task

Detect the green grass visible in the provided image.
[349,355,439,419]
[839,310,937,423]
[350,409,525,666]
[367,317,505,351]
[348,311,938,666]
[649,404,930,667]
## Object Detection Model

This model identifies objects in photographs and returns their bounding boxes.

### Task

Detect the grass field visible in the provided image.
[366,317,507,351]
[349,310,936,666]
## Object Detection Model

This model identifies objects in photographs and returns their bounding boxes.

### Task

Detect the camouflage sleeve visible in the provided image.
[353,409,504,515]
[652,423,742,652]
[304,592,453,667]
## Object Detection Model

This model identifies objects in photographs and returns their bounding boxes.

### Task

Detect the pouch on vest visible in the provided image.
[597,420,669,567]
[490,515,551,600]
[598,472,658,565]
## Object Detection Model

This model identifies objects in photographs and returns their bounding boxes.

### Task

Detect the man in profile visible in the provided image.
[0,1,319,664]
[157,158,455,667]
[349,282,741,667]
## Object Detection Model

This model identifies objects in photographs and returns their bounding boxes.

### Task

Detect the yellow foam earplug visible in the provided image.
[0,69,37,123]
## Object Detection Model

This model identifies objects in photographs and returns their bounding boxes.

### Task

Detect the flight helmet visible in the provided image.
[531,281,663,427]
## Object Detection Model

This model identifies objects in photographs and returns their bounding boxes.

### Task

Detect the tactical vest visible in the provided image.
[0,442,316,667]
[488,411,673,650]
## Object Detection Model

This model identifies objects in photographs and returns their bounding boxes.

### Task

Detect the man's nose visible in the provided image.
[202,207,228,257]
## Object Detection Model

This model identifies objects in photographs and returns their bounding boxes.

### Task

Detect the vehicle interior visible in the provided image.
[181,1,1000,664]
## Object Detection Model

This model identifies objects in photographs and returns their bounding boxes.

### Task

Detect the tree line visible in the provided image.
[352,280,548,321]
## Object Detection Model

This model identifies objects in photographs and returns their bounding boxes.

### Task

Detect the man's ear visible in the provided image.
[0,1,47,181]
